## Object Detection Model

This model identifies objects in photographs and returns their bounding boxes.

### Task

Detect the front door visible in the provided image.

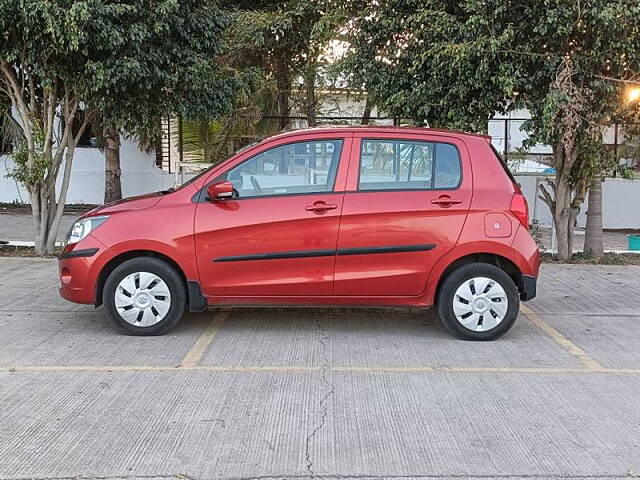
[334,134,472,296]
[194,136,351,297]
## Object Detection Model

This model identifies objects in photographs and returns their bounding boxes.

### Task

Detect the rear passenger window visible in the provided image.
[358,139,461,191]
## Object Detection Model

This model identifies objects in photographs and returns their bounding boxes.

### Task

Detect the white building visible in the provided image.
[1,95,639,229]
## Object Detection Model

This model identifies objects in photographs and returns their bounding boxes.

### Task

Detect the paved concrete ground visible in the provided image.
[0,213,78,242]
[0,258,639,479]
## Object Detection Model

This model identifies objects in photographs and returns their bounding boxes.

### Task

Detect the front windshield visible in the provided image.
[174,141,260,190]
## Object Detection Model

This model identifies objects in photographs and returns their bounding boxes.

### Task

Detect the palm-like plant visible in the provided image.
[173,72,280,166]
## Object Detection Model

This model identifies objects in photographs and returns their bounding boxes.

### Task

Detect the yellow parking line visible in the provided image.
[0,303,620,375]
[179,308,230,368]
[520,303,604,370]
[2,365,639,375]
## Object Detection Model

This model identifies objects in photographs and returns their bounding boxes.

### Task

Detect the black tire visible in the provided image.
[436,263,519,341]
[103,257,186,335]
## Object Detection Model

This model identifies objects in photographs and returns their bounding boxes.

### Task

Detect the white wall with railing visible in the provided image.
[1,111,639,229]
[516,175,640,229]
[0,139,175,205]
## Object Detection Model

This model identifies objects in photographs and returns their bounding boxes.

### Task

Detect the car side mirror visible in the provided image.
[207,181,234,201]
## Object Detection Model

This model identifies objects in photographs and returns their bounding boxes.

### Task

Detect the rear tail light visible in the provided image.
[510,193,529,228]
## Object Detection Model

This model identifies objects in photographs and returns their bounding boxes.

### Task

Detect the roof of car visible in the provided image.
[270,125,492,141]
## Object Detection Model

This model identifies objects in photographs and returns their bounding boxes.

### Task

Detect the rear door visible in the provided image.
[334,133,472,296]
[194,134,352,297]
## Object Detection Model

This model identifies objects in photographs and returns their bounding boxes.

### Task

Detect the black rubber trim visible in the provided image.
[337,244,435,256]
[213,244,436,262]
[58,247,99,260]
[187,281,208,312]
[213,249,336,263]
[520,274,537,301]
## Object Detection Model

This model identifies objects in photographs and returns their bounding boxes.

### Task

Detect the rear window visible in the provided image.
[489,144,518,188]
[358,139,462,191]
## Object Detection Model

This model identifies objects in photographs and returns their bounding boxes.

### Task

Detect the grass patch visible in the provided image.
[0,202,97,215]
[0,244,61,258]
[541,251,640,265]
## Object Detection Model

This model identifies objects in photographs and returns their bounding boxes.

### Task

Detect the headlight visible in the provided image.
[66,215,109,245]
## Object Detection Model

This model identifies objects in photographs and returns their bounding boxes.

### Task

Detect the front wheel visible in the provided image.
[103,257,186,335]
[437,263,519,341]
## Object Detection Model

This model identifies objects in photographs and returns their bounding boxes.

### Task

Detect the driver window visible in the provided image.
[223,139,343,198]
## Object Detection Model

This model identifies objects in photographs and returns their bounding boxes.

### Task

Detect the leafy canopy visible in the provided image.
[0,0,245,139]
[341,0,640,134]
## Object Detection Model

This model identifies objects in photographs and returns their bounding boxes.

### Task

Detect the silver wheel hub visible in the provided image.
[452,276,508,332]
[115,272,171,327]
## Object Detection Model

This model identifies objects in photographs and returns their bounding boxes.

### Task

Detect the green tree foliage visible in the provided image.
[223,0,343,128]
[86,1,247,203]
[175,0,345,166]
[342,0,640,259]
[0,0,239,254]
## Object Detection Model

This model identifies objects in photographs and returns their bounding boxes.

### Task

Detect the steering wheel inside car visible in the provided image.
[250,175,263,194]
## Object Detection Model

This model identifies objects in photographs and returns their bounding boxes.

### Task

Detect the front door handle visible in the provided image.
[431,195,463,207]
[306,202,337,214]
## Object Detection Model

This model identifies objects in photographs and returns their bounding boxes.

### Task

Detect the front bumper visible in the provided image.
[58,241,102,305]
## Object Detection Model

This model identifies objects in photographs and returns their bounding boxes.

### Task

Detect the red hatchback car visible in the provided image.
[59,127,539,340]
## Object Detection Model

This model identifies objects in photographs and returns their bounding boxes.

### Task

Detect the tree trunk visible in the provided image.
[543,171,574,262]
[584,174,604,257]
[361,96,372,125]
[104,126,122,204]
[539,141,586,262]
[42,144,76,253]
[274,58,290,130]
[304,54,317,128]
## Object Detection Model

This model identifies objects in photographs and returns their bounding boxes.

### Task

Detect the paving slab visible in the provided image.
[526,264,640,370]
[0,258,216,367]
[201,307,581,369]
[0,310,213,366]
[0,370,640,479]
[0,257,76,312]
[530,313,640,369]
[530,264,640,316]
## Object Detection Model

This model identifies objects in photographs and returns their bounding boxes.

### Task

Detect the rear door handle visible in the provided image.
[431,196,463,207]
[305,202,337,213]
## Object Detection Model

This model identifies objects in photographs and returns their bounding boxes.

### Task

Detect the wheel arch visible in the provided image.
[435,252,523,299]
[95,250,206,311]
[427,247,528,307]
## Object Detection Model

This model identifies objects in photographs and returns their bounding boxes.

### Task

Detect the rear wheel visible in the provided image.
[437,263,519,340]
[103,257,186,335]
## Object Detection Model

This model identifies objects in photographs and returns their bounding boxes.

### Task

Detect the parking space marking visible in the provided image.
[180,308,231,368]
[2,365,640,375]
[520,304,604,370]
[0,303,621,375]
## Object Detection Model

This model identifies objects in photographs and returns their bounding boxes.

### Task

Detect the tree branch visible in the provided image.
[538,179,556,212]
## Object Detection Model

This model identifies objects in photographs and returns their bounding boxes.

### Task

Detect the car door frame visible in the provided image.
[191,131,354,302]
[334,131,474,300]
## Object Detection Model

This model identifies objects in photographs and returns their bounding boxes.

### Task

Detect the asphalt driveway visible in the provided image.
[0,258,639,479]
